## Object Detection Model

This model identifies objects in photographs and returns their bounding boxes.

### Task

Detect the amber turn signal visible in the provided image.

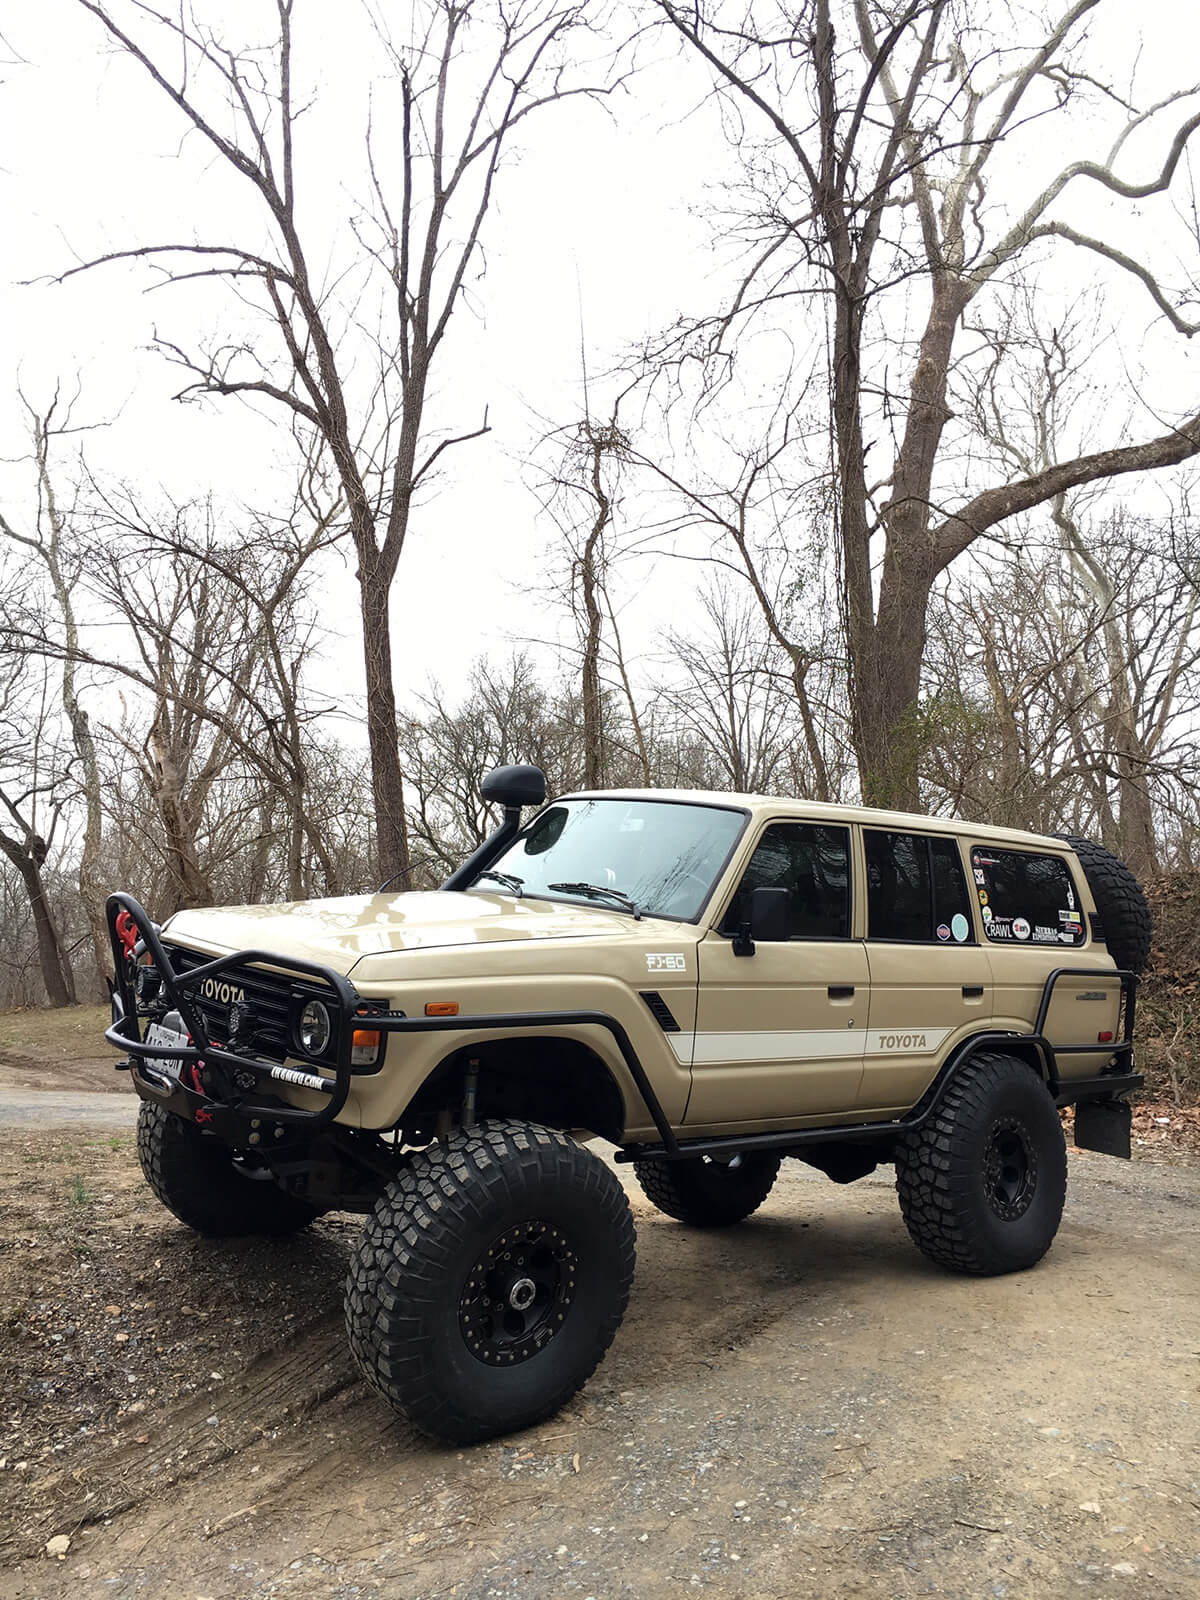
[352,1028,381,1049]
[425,1001,459,1017]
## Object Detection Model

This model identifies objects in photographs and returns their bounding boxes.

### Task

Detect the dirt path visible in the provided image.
[2,1128,1197,1600]
[0,1090,136,1128]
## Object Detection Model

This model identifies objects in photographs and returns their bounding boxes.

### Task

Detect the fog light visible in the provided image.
[298,999,331,1056]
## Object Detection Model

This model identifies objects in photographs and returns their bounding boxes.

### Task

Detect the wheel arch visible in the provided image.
[406,1033,628,1144]
[926,1031,1054,1116]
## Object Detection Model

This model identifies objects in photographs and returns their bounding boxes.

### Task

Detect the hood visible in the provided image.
[161,889,636,977]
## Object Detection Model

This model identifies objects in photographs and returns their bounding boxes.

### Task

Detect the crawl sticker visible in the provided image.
[646,953,686,973]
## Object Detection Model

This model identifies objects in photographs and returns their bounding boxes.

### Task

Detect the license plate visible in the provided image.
[144,1022,188,1079]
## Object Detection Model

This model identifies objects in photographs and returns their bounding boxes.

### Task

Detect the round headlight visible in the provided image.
[298,999,331,1057]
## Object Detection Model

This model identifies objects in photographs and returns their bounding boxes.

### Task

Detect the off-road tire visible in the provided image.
[1053,833,1152,975]
[633,1151,781,1227]
[345,1120,636,1443]
[894,1052,1066,1276]
[136,1100,321,1237]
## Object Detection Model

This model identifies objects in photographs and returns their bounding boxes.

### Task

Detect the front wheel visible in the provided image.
[634,1150,781,1227]
[136,1100,321,1236]
[895,1052,1067,1276]
[345,1120,636,1443]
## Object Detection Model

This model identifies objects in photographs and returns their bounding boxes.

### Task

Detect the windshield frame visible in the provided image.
[465,794,753,924]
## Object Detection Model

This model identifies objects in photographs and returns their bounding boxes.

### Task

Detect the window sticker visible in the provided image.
[951,913,970,942]
[971,847,1085,948]
[936,922,951,941]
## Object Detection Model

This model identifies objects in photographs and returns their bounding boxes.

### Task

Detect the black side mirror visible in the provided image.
[480,764,547,810]
[732,886,792,956]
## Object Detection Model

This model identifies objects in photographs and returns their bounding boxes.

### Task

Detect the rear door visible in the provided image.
[687,821,869,1127]
[859,829,992,1111]
[971,844,1122,1069]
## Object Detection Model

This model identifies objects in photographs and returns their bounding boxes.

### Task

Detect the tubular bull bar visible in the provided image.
[104,892,681,1150]
[106,892,362,1135]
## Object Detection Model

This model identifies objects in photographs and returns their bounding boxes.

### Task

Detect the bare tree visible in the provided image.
[0,392,110,989]
[658,0,1200,807]
[0,642,77,1005]
[68,0,621,885]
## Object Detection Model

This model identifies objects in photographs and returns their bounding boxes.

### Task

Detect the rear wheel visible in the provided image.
[894,1052,1066,1276]
[634,1151,781,1227]
[136,1100,321,1237]
[345,1120,635,1443]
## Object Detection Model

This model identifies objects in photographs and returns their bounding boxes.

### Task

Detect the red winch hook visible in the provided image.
[114,909,138,958]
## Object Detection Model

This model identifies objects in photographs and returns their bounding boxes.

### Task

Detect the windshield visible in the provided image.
[478,797,747,921]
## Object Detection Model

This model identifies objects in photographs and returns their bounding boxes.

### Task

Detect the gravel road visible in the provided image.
[3,1129,1197,1600]
[0,1089,137,1128]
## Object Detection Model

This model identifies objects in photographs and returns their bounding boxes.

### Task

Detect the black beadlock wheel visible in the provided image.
[894,1052,1067,1276]
[1052,833,1152,975]
[136,1099,321,1237]
[345,1120,636,1443]
[633,1151,781,1227]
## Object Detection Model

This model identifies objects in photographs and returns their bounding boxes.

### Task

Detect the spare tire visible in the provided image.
[1052,834,1152,974]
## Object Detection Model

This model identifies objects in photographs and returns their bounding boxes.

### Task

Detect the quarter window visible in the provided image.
[865,831,974,944]
[970,847,1085,947]
[721,823,851,940]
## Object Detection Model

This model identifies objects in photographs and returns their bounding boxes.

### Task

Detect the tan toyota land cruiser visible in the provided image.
[105,766,1149,1442]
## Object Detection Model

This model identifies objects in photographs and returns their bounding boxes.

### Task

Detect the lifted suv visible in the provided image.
[106,766,1149,1441]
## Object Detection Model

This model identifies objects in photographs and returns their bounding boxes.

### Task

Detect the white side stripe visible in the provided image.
[668,1028,951,1065]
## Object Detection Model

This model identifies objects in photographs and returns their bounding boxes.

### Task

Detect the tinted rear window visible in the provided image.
[970,847,1084,947]
[865,831,974,943]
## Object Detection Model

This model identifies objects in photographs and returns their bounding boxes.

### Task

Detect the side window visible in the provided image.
[720,823,850,940]
[865,831,975,944]
[970,847,1085,947]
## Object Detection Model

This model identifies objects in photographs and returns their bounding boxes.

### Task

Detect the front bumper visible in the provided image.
[107,892,368,1139]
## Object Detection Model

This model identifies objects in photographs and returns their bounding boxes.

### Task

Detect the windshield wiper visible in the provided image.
[475,870,525,897]
[548,881,642,919]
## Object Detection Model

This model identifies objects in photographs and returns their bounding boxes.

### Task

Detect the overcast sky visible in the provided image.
[2,0,1198,722]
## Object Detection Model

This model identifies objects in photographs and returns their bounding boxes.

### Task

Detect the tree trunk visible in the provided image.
[360,574,411,888]
[0,834,76,1007]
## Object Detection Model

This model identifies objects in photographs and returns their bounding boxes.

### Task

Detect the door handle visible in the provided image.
[962,985,985,999]
[828,985,856,999]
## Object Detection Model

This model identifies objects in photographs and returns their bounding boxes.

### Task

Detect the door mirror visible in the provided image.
[479,764,547,810]
[733,885,791,955]
[750,886,791,941]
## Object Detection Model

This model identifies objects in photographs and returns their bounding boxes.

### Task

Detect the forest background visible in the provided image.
[0,0,1196,1102]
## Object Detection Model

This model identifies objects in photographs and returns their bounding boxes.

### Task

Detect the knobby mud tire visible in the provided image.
[1054,833,1152,975]
[633,1151,781,1227]
[894,1052,1067,1277]
[137,1099,321,1237]
[345,1120,636,1443]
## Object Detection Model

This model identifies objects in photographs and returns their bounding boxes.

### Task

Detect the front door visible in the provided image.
[686,821,869,1128]
[859,828,992,1110]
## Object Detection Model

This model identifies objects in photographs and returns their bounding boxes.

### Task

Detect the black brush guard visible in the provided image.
[104,892,681,1150]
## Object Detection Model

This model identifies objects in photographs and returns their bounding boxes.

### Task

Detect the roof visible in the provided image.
[556,789,1068,851]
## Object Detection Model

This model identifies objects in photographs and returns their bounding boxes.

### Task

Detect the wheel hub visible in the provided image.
[458,1220,577,1366]
[983,1116,1037,1221]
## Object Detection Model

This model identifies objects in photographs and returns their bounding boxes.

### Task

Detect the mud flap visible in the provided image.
[1074,1097,1132,1160]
